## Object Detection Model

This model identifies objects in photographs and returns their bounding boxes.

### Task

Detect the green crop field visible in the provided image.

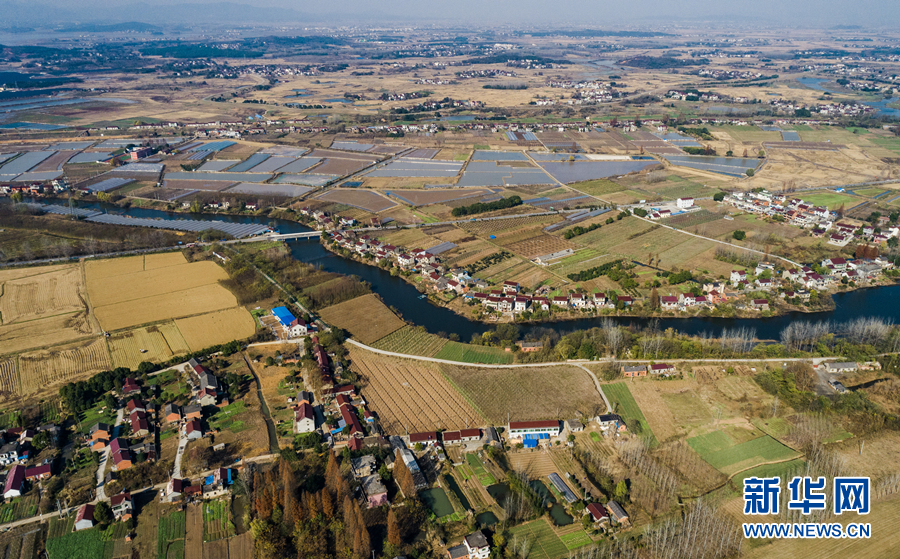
[208,401,247,432]
[751,417,792,439]
[373,326,449,357]
[569,178,626,196]
[466,453,496,486]
[688,432,799,475]
[507,519,569,559]
[203,499,235,541]
[435,341,513,364]
[46,527,111,559]
[157,511,185,559]
[800,192,858,210]
[559,530,593,550]
[853,186,888,198]
[603,382,657,445]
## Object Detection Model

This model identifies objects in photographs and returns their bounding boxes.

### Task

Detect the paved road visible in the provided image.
[95,407,124,502]
[172,430,189,480]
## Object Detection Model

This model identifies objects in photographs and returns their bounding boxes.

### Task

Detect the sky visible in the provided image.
[5,0,900,28]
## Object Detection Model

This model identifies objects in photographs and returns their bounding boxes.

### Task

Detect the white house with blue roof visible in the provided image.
[272,306,307,337]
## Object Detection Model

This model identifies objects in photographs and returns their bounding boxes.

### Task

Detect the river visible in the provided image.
[796,77,899,117]
[25,198,900,341]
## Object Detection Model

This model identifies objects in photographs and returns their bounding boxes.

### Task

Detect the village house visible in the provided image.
[409,431,440,447]
[2,465,24,499]
[751,299,770,311]
[184,404,202,420]
[294,402,316,434]
[442,429,482,445]
[185,419,203,440]
[597,413,626,431]
[24,464,51,481]
[163,404,182,424]
[648,363,676,375]
[587,502,610,525]
[606,500,630,525]
[622,365,646,378]
[362,475,389,508]
[824,362,858,373]
[110,493,133,521]
[730,270,747,283]
[660,296,679,310]
[74,504,95,531]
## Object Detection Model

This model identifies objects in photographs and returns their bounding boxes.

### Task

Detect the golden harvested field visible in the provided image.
[109,323,192,370]
[348,345,482,434]
[84,255,144,281]
[0,311,95,354]
[175,308,256,352]
[0,265,85,324]
[0,359,18,396]
[318,294,405,345]
[94,283,239,331]
[18,338,111,395]
[142,252,188,269]
[441,364,603,425]
[86,261,228,307]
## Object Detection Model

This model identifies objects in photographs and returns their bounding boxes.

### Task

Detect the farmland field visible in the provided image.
[434,341,514,364]
[109,323,192,369]
[18,338,111,395]
[441,364,601,424]
[348,345,483,434]
[94,284,239,331]
[465,453,496,486]
[0,359,17,395]
[157,510,185,559]
[504,233,574,259]
[372,326,448,357]
[688,431,799,475]
[317,188,396,212]
[506,518,569,559]
[626,381,682,441]
[86,261,228,308]
[0,310,95,355]
[798,192,859,210]
[0,264,85,324]
[319,294,405,344]
[202,499,235,541]
[602,382,657,445]
[46,525,111,559]
[143,251,189,269]
[568,178,627,197]
[174,308,256,352]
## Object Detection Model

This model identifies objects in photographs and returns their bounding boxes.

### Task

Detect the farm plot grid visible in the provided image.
[538,161,658,183]
[367,158,464,178]
[348,345,483,434]
[109,323,191,370]
[506,519,570,559]
[316,189,397,212]
[319,294,406,345]
[441,364,600,425]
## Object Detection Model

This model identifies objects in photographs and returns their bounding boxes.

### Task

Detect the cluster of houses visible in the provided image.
[163,467,233,504]
[647,197,696,220]
[88,378,158,474]
[301,207,357,231]
[0,425,60,500]
[73,492,135,531]
[726,189,899,247]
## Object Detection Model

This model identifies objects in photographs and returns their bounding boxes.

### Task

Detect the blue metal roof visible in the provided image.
[272,306,296,326]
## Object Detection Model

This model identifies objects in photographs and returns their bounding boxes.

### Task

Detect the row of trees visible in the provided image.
[450,195,523,217]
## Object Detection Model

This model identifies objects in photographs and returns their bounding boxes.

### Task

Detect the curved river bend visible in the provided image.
[39,199,900,341]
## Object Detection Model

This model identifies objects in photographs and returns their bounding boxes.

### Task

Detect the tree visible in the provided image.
[94,501,113,526]
[713,191,726,202]
[393,452,416,497]
[746,169,755,177]
[733,230,746,241]
[189,200,203,213]
[387,509,402,546]
[836,203,846,218]
[104,393,117,411]
[10,192,23,204]
[615,480,629,501]
[649,287,660,309]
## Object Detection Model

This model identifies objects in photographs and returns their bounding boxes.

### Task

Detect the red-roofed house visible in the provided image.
[24,464,51,481]
[113,449,132,471]
[587,502,610,524]
[648,363,676,375]
[3,465,24,499]
[409,432,439,447]
[185,419,202,440]
[75,503,95,531]
[122,378,141,396]
[110,493,133,521]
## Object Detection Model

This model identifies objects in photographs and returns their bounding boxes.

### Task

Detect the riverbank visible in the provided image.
[318,236,854,324]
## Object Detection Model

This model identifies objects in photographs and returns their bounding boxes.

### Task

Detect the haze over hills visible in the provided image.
[2,0,900,29]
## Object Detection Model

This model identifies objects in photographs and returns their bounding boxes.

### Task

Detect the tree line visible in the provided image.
[451,195,523,217]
